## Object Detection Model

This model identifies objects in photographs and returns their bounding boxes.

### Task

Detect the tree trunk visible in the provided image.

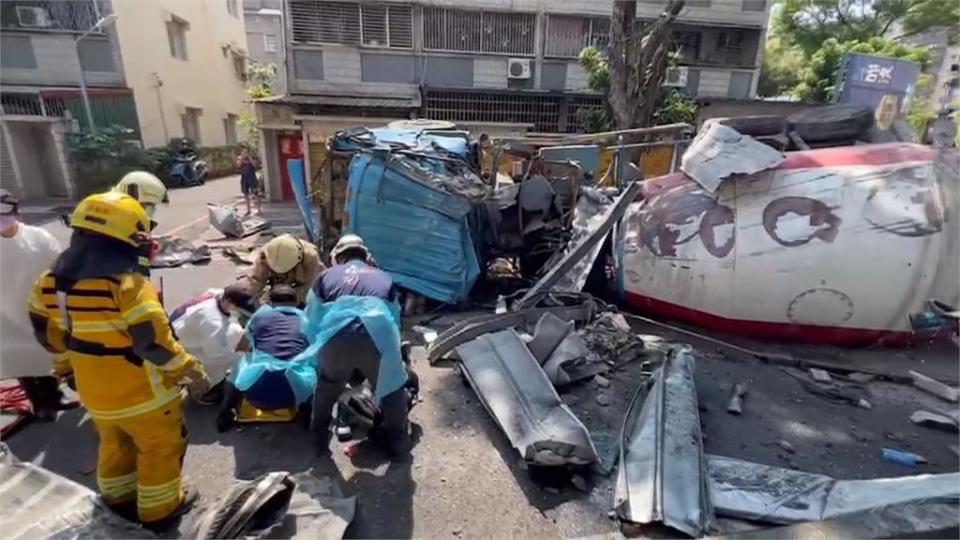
[606,0,685,130]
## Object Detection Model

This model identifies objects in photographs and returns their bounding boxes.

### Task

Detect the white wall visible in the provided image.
[114,0,249,148]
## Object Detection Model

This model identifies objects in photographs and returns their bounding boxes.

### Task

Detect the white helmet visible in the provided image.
[114,171,169,207]
[262,234,304,274]
[331,233,369,260]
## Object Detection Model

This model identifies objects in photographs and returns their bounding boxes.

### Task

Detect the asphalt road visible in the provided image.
[8,177,959,538]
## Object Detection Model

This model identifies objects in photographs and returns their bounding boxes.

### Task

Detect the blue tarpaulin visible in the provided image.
[344,152,483,304]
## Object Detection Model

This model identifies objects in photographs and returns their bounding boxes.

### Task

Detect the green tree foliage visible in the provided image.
[246,61,278,99]
[792,36,930,102]
[757,34,805,97]
[577,45,697,132]
[906,74,937,135]
[774,0,960,57]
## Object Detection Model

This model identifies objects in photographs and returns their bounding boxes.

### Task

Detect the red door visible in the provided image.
[277,133,303,201]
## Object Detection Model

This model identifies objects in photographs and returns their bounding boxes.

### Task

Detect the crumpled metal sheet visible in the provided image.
[345,152,484,304]
[681,122,785,193]
[615,347,715,537]
[457,329,597,466]
[427,298,598,364]
[515,181,642,309]
[526,312,574,363]
[207,204,271,239]
[151,237,212,268]
[541,332,607,386]
[0,445,155,539]
[544,187,614,294]
[707,455,960,525]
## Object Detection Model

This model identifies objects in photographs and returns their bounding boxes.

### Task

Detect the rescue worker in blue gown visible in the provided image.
[216,285,317,432]
[306,234,413,457]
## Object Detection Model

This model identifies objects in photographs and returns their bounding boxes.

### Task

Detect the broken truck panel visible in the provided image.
[427,298,598,364]
[621,143,960,347]
[707,454,960,525]
[680,121,785,193]
[456,329,597,467]
[344,151,486,304]
[516,180,643,310]
[615,347,715,537]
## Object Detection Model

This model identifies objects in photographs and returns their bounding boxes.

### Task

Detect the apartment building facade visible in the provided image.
[0,0,127,198]
[113,0,250,148]
[244,0,287,95]
[280,0,771,133]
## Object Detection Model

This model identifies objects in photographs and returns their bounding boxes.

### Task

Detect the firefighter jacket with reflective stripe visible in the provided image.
[28,271,203,420]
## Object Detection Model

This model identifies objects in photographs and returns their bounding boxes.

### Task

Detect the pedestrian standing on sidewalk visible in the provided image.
[236,147,262,216]
[0,189,78,420]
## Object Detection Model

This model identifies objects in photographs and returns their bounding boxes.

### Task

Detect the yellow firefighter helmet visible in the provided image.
[262,234,304,274]
[70,192,150,247]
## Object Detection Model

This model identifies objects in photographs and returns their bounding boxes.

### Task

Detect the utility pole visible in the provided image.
[75,13,117,133]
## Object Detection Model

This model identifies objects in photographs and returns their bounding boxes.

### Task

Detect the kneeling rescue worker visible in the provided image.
[28,192,210,530]
[248,233,324,306]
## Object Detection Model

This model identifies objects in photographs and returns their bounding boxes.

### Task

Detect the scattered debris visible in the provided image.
[778,440,796,454]
[541,332,605,386]
[0,447,154,538]
[910,410,959,433]
[221,246,254,265]
[514,181,643,310]
[881,447,927,467]
[456,329,597,467]
[857,398,872,410]
[571,475,589,492]
[847,372,875,384]
[580,312,645,366]
[726,383,747,415]
[615,347,714,537]
[594,375,611,389]
[427,298,597,364]
[885,431,905,442]
[782,368,865,407]
[151,237,211,268]
[527,312,574,363]
[208,204,270,238]
[596,394,610,407]
[909,370,959,403]
[194,472,356,539]
[412,325,439,346]
[540,186,614,294]
[809,368,832,383]
[707,454,959,525]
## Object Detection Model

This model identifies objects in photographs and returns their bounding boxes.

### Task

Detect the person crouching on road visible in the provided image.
[27,192,210,531]
[307,234,411,458]
[170,282,255,405]
[0,189,78,420]
[247,233,325,307]
[216,285,318,432]
[113,171,168,276]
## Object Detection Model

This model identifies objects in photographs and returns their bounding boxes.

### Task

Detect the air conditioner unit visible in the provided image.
[663,66,689,87]
[507,58,532,80]
[16,6,51,28]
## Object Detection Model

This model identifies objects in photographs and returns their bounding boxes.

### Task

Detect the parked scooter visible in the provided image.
[167,138,207,187]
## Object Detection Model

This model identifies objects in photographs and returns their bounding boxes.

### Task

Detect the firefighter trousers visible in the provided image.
[92,396,188,524]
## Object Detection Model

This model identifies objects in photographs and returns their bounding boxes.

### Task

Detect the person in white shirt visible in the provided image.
[169,282,254,404]
[0,189,78,420]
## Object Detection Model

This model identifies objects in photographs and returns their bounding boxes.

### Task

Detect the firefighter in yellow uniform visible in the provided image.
[27,192,210,530]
